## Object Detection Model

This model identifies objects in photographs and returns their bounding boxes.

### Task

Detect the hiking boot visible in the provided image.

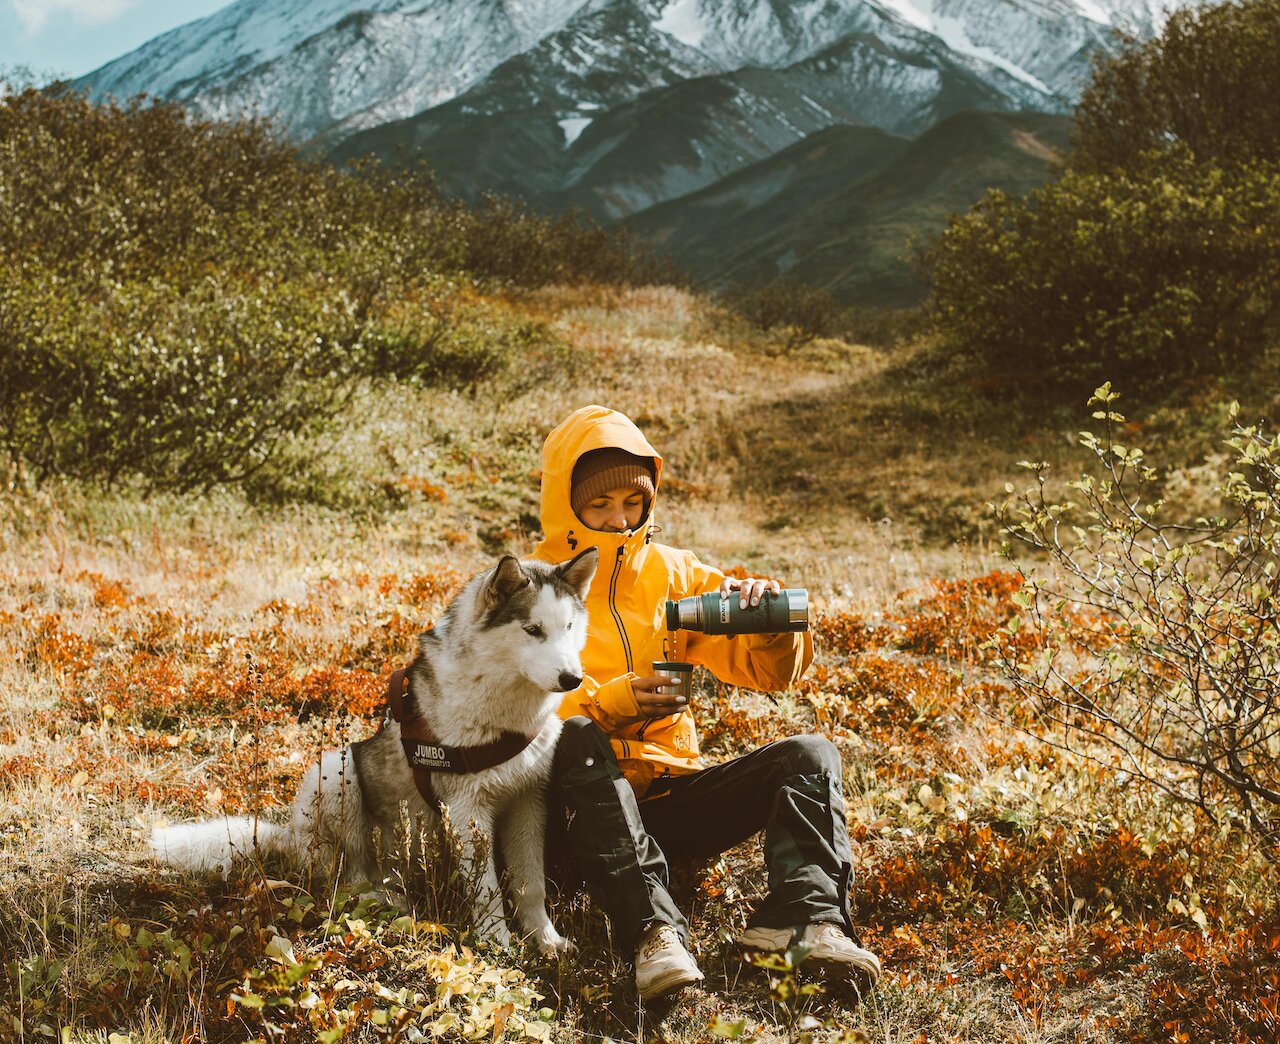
[736,922,881,992]
[634,923,704,1001]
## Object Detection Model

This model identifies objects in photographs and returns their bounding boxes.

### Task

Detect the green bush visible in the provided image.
[922,157,1280,396]
[0,269,370,489]
[1072,0,1280,174]
[920,0,1280,400]
[0,88,651,494]
[366,297,552,391]
[728,278,843,348]
[453,193,678,290]
[995,385,1280,837]
[0,90,415,491]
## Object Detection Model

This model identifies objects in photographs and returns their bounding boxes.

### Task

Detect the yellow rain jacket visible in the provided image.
[531,405,814,795]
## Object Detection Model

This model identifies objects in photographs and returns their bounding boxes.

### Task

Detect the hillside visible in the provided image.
[326,38,1050,223]
[626,109,1073,304]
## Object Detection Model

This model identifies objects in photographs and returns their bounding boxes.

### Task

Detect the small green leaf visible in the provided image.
[709,1015,747,1038]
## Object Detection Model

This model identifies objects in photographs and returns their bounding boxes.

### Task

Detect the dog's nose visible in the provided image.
[557,671,583,692]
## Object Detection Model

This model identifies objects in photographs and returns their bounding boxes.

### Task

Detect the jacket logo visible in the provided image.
[409,743,454,770]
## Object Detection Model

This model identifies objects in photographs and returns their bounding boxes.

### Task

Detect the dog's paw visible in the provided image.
[541,936,575,959]
[536,927,574,958]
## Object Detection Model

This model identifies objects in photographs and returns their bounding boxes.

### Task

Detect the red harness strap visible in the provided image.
[384,667,539,813]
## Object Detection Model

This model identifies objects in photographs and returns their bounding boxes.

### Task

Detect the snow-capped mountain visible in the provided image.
[79,0,1175,145]
[75,0,1189,302]
[79,0,592,142]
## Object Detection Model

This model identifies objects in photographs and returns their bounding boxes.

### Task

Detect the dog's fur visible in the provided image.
[150,547,599,954]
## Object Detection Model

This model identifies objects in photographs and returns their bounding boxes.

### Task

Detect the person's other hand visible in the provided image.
[719,575,781,609]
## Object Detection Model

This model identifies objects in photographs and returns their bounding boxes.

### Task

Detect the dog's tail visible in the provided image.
[150,817,291,876]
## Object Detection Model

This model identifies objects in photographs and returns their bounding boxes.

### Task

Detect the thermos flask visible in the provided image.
[664,589,809,634]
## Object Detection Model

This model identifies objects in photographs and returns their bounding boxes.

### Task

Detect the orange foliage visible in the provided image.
[0,754,45,786]
[387,570,464,607]
[861,823,1192,926]
[80,570,138,610]
[890,570,1033,662]
[697,687,807,757]
[28,614,97,678]
[812,610,883,659]
[387,476,449,501]
[9,568,466,820]
[9,564,1277,1041]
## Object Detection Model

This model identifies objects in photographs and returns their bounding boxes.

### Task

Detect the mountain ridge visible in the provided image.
[625,108,1074,304]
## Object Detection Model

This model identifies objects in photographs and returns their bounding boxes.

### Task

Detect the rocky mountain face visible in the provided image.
[77,0,1183,302]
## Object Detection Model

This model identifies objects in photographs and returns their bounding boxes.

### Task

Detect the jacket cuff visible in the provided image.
[590,673,639,730]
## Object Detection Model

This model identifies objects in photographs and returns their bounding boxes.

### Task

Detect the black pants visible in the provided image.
[550,716,856,955]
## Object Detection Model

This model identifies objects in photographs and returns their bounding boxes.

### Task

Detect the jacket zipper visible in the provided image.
[608,544,634,674]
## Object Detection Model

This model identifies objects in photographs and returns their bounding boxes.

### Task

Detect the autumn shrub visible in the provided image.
[1114,921,1280,1042]
[889,571,1029,662]
[727,278,843,348]
[811,610,881,660]
[995,386,1280,837]
[861,823,1190,927]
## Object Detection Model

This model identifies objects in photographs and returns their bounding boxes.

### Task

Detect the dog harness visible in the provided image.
[384,667,540,814]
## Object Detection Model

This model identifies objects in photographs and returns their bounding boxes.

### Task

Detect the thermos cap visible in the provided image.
[787,588,809,627]
[664,599,681,631]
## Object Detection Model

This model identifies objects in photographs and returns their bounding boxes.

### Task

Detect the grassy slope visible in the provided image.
[2,286,1277,1043]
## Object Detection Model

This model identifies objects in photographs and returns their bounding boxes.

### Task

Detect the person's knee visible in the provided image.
[558,716,608,755]
[554,716,618,782]
[778,734,842,778]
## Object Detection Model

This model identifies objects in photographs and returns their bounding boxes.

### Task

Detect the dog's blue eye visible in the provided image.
[524,625,545,638]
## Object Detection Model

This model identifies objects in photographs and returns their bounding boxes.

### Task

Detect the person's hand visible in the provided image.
[719,575,781,609]
[628,674,689,722]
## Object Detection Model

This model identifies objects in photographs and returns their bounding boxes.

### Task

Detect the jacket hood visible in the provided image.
[536,405,663,558]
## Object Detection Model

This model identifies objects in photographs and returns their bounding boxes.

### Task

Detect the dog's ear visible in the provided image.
[556,546,599,600]
[486,555,530,605]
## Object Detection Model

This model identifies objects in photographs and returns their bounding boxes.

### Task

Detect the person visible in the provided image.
[531,405,881,1002]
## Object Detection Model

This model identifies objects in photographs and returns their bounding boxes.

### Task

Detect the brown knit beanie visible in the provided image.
[571,448,656,520]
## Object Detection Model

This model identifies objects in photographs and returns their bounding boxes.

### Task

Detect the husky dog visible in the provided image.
[151,548,599,954]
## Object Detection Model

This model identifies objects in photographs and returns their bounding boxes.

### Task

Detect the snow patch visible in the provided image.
[929,12,1052,93]
[873,0,1053,95]
[1071,0,1115,24]
[931,12,1049,92]
[559,116,592,147]
[800,93,831,118]
[655,0,707,50]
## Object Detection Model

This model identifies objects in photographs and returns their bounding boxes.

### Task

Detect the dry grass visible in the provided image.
[2,282,1277,1043]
